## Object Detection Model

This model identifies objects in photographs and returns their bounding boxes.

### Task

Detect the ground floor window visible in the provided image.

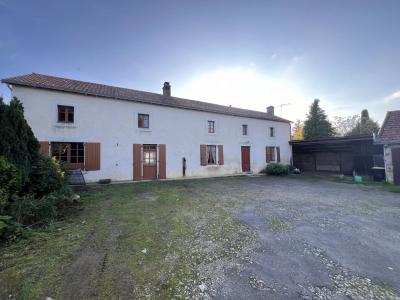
[52,142,84,166]
[207,145,217,165]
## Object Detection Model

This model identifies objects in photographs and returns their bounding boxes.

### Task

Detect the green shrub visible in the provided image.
[0,156,21,207]
[11,187,73,226]
[0,98,79,242]
[24,155,66,198]
[0,215,27,241]
[261,163,289,176]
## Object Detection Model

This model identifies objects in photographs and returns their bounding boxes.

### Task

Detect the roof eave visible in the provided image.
[6,81,291,124]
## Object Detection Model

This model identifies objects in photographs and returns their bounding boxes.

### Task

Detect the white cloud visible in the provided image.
[384,90,400,103]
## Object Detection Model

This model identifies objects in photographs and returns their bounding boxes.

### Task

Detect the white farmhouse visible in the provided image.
[2,73,291,182]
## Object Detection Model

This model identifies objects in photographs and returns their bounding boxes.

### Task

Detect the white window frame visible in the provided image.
[208,120,216,134]
[269,127,275,138]
[206,144,217,165]
[242,124,248,136]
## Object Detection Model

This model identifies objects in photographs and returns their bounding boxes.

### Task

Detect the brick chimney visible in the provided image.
[163,82,171,97]
[267,106,274,115]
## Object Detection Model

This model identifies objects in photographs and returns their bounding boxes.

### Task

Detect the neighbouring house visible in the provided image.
[290,135,383,177]
[375,110,400,185]
[2,73,291,182]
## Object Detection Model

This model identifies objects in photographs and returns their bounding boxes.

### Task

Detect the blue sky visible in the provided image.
[1,0,399,122]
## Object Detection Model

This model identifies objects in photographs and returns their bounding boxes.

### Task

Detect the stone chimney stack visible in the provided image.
[163,82,171,97]
[267,106,274,115]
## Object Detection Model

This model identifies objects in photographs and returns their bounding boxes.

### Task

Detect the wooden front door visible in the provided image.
[241,146,251,172]
[392,148,400,185]
[143,144,157,179]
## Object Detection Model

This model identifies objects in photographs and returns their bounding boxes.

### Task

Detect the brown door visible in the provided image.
[143,144,157,179]
[392,148,400,185]
[241,146,251,172]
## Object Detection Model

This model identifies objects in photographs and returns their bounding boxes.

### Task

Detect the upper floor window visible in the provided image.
[58,105,74,123]
[138,114,149,128]
[207,145,217,164]
[269,127,275,137]
[208,120,215,133]
[242,124,248,136]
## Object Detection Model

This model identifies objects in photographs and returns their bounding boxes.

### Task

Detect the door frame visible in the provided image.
[142,144,158,180]
[241,146,251,172]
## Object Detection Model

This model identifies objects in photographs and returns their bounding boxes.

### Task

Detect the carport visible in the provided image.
[290,135,383,176]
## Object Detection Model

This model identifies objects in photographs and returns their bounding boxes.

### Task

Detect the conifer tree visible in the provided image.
[303,99,334,139]
[349,109,380,135]
[0,97,39,181]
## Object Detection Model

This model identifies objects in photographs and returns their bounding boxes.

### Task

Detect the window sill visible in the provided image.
[137,128,152,133]
[55,123,77,128]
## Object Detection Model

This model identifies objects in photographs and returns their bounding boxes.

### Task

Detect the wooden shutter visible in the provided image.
[276,146,281,163]
[39,141,49,156]
[218,145,224,165]
[266,146,271,163]
[85,143,100,171]
[200,144,207,166]
[158,144,166,179]
[133,144,142,181]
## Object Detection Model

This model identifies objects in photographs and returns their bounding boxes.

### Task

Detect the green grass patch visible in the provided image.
[332,178,400,193]
[268,217,291,231]
[1,178,253,299]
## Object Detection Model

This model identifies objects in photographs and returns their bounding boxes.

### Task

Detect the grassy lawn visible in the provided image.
[0,178,253,299]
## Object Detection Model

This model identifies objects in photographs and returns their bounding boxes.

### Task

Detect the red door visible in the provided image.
[143,144,157,179]
[241,146,251,172]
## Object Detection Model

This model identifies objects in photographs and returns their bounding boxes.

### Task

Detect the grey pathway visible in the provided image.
[217,177,400,299]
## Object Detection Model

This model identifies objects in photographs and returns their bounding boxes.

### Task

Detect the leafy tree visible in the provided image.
[303,99,334,140]
[349,109,380,135]
[292,119,304,140]
[0,97,39,182]
[333,115,359,136]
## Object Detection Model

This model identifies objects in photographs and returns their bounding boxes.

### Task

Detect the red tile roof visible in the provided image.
[376,110,400,144]
[2,73,290,123]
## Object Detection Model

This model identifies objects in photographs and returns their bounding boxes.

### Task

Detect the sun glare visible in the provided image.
[179,67,310,121]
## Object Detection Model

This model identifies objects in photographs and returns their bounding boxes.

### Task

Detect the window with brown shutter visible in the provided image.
[200,144,207,166]
[207,145,217,164]
[266,146,276,163]
[51,142,85,169]
[85,143,100,171]
[218,145,224,165]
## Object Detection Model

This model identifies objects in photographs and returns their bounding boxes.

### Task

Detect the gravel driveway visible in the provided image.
[216,176,400,299]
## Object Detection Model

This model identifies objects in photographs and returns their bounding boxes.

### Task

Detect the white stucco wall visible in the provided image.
[12,86,291,182]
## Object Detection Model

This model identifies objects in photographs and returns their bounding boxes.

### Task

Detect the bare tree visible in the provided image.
[333,115,359,136]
